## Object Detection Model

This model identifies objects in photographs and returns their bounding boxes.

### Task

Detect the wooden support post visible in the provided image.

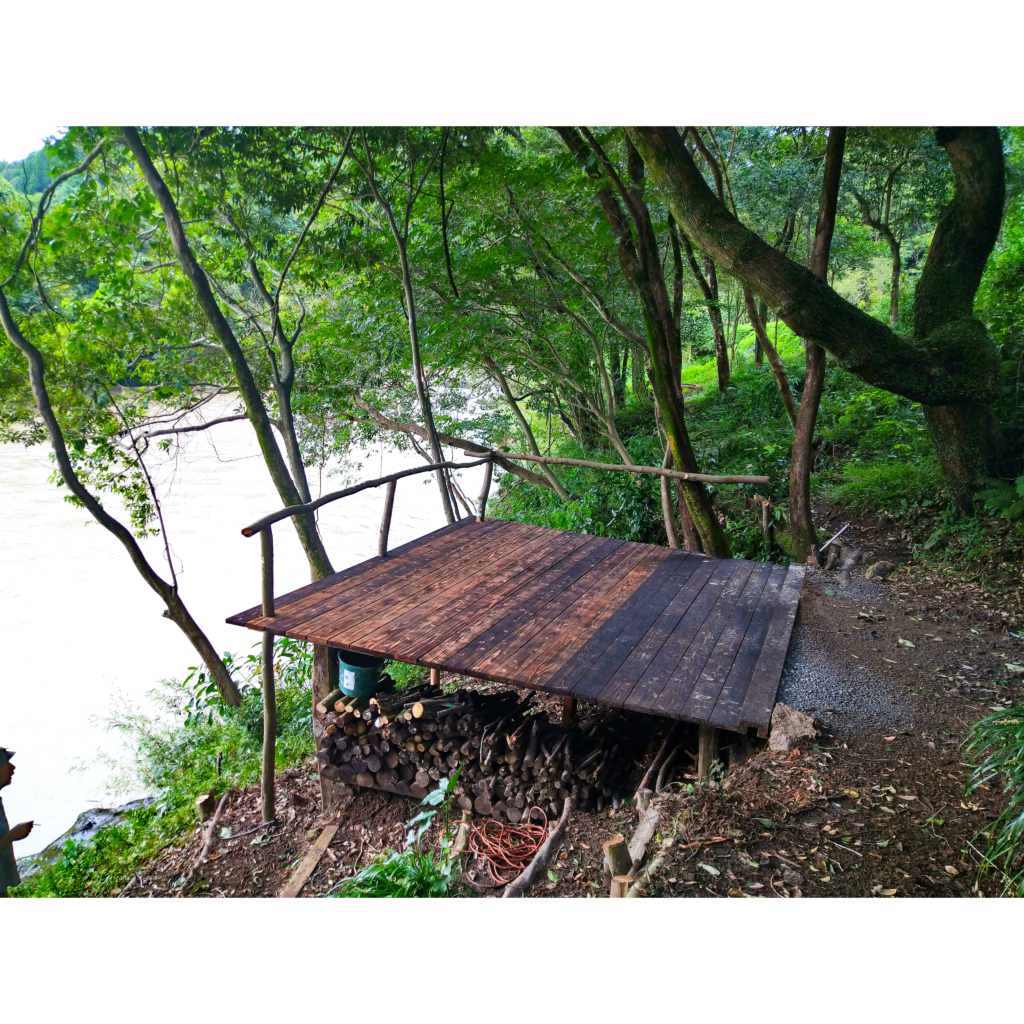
[430,667,441,688]
[260,526,277,824]
[561,696,577,729]
[477,458,493,521]
[378,478,396,557]
[698,724,721,784]
[312,644,343,816]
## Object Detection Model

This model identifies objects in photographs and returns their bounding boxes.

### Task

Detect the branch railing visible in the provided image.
[241,448,772,621]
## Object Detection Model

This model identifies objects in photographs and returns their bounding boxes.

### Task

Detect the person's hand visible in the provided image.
[9,821,34,841]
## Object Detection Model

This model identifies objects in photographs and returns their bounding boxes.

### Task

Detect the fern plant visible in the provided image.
[977,475,1024,523]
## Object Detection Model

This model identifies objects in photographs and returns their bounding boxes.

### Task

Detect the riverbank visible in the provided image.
[1,407,484,858]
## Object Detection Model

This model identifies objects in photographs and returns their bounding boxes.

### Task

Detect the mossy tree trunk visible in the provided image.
[629,126,1012,511]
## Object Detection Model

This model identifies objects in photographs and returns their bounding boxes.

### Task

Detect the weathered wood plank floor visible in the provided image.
[228,519,804,736]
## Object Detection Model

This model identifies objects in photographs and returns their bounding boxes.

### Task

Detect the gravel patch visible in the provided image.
[777,569,915,738]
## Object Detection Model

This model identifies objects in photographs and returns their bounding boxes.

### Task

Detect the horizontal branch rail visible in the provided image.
[495,451,770,486]
[240,452,769,538]
[241,459,492,537]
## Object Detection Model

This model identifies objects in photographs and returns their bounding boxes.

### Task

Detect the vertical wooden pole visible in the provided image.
[698,725,720,784]
[260,526,277,823]
[430,667,441,688]
[312,644,341,816]
[378,478,397,557]
[561,696,577,729]
[477,458,493,521]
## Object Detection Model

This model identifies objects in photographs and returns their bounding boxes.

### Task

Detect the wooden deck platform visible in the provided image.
[227,519,804,736]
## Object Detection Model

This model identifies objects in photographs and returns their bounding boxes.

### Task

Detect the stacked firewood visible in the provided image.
[314,682,627,820]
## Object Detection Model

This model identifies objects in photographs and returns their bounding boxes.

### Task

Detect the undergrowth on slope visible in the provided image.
[13,638,315,898]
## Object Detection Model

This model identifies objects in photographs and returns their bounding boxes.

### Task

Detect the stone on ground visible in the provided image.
[769,702,819,753]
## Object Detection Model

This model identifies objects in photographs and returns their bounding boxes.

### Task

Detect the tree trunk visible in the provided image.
[125,129,334,581]
[789,127,846,563]
[887,235,901,330]
[923,402,1008,514]
[744,286,798,428]
[631,344,648,400]
[628,126,1012,504]
[556,127,729,556]
[0,288,242,706]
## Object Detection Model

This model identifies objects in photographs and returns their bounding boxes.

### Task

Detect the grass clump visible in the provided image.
[12,638,315,898]
[964,705,1024,896]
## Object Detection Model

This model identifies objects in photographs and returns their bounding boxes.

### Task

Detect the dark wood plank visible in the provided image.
[622,559,742,713]
[737,564,806,733]
[708,565,787,729]
[300,523,544,645]
[673,561,775,723]
[595,555,720,707]
[254,520,507,638]
[447,537,630,674]
[226,515,478,627]
[405,531,602,663]
[245,518,504,634]
[356,529,599,657]
[352,524,593,651]
[422,537,635,667]
[649,560,757,715]
[521,545,672,690]
[568,554,702,702]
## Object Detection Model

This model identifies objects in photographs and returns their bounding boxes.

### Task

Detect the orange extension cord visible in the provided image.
[469,809,548,886]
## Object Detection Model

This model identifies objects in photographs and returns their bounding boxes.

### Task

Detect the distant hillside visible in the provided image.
[0,148,52,196]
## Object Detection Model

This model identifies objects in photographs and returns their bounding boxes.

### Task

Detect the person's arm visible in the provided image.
[0,822,34,849]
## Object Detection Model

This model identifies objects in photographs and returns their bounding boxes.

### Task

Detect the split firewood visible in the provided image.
[316,689,346,716]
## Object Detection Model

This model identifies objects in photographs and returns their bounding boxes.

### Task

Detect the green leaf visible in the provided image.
[546,869,559,883]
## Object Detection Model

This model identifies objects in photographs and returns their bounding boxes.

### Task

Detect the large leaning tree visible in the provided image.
[628,126,1012,513]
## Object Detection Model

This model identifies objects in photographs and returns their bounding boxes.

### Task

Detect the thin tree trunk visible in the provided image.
[124,129,334,581]
[789,128,846,563]
[356,132,455,525]
[744,286,798,427]
[556,127,729,556]
[483,355,570,499]
[887,235,901,330]
[0,289,242,706]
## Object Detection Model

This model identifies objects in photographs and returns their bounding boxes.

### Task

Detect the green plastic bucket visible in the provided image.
[337,649,386,697]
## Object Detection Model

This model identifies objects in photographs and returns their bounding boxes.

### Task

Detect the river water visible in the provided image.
[1,405,485,857]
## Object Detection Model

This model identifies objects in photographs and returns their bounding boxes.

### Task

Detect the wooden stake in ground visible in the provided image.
[603,835,633,879]
[610,875,632,898]
[278,824,339,898]
[430,667,441,688]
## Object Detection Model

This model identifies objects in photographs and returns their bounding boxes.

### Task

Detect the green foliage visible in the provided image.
[964,704,1024,896]
[824,461,944,515]
[386,660,430,691]
[12,641,315,898]
[329,774,464,898]
[978,475,1024,523]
